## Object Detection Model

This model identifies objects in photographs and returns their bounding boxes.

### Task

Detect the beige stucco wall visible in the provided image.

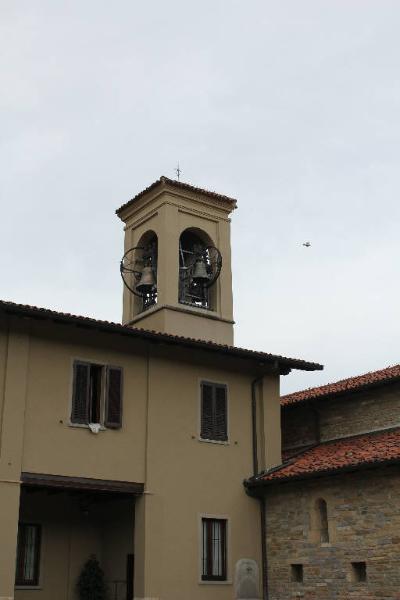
[129,304,234,348]
[0,316,282,599]
[21,329,147,482]
[0,322,8,434]
[134,355,265,599]
[0,323,31,600]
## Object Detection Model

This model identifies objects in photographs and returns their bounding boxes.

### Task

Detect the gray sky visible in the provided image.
[1,1,399,393]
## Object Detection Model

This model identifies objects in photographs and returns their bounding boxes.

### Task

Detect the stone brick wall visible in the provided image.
[265,465,400,600]
[282,382,400,452]
[282,404,317,451]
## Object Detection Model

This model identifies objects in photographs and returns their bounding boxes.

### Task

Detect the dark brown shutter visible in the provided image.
[105,367,123,428]
[214,385,227,441]
[201,383,214,439]
[71,362,90,424]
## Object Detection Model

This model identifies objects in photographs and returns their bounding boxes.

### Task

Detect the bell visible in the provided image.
[192,257,209,283]
[137,266,156,294]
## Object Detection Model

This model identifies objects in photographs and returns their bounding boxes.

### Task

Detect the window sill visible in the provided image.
[198,437,229,445]
[68,422,106,432]
[15,586,42,590]
[199,580,232,585]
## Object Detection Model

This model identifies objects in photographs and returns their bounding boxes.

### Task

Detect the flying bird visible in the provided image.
[302,242,311,247]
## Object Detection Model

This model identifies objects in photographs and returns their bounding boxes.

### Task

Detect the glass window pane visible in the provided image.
[23,526,37,581]
[212,521,221,576]
[202,518,226,580]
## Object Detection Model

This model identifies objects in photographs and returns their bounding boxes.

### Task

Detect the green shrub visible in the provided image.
[76,555,108,600]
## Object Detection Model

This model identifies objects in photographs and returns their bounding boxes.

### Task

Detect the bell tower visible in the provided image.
[116,176,236,345]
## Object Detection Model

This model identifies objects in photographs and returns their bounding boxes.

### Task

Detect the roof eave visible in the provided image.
[244,456,400,496]
[0,301,323,373]
[282,376,400,408]
[116,176,238,219]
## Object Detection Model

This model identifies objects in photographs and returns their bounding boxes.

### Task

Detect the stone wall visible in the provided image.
[265,465,400,600]
[282,382,400,452]
[282,404,317,451]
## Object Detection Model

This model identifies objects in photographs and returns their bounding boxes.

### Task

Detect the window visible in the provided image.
[201,518,227,581]
[290,564,303,583]
[15,523,41,586]
[200,382,227,441]
[350,562,367,583]
[316,498,329,543]
[71,361,123,428]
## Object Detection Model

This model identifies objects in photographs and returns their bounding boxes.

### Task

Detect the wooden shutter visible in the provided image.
[201,383,214,439]
[71,362,90,424]
[214,385,227,441]
[105,367,123,428]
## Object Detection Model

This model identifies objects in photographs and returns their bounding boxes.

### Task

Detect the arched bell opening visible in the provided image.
[135,231,158,312]
[120,230,158,314]
[178,228,222,311]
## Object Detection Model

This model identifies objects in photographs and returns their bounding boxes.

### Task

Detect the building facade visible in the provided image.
[0,177,321,600]
[246,365,400,600]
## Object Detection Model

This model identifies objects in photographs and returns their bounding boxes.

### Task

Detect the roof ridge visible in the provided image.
[116,176,237,217]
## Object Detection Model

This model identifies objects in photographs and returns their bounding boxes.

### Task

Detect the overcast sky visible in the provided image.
[1,1,399,393]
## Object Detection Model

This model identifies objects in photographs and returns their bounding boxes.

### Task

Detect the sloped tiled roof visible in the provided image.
[0,300,322,373]
[116,176,237,217]
[246,428,400,489]
[281,364,400,406]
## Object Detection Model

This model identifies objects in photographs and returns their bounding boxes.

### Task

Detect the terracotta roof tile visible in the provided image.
[116,176,237,217]
[281,364,400,406]
[248,428,400,487]
[0,300,322,372]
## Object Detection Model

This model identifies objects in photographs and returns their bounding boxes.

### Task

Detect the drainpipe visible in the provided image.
[251,376,269,600]
[260,496,268,600]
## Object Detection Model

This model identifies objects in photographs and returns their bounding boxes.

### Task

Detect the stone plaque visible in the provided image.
[234,558,260,599]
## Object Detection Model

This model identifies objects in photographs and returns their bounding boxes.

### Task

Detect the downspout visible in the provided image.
[260,496,268,600]
[251,376,269,600]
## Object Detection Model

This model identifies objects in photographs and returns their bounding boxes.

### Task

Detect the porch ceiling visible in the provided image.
[21,472,144,496]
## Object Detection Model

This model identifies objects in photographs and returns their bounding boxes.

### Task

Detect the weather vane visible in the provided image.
[175,163,181,181]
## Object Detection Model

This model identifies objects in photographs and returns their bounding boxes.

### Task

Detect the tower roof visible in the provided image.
[116,176,237,218]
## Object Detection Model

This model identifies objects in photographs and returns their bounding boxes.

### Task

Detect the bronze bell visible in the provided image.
[137,266,156,294]
[192,257,209,283]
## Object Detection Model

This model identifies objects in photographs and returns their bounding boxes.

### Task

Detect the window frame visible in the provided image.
[199,515,230,584]
[199,380,229,444]
[15,523,42,587]
[69,359,123,430]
